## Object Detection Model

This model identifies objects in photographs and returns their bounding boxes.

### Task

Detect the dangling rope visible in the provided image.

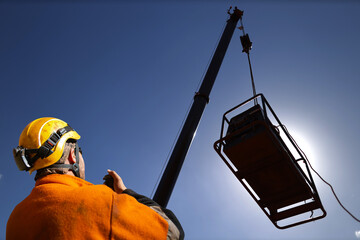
[283,125,360,223]
[238,16,258,105]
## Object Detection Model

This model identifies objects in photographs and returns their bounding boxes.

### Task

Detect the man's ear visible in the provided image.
[68,148,76,164]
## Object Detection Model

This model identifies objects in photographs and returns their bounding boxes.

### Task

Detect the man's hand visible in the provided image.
[106,169,127,194]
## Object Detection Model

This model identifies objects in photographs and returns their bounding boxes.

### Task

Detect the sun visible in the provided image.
[281,127,320,172]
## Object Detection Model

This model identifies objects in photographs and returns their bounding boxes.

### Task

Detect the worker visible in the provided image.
[7,117,184,240]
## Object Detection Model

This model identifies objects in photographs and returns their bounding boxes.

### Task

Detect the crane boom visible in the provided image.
[153,7,243,208]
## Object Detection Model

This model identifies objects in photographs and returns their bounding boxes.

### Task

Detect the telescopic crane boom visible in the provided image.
[153,7,243,208]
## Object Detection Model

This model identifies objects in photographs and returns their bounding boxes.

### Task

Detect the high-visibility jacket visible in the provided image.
[6,174,171,240]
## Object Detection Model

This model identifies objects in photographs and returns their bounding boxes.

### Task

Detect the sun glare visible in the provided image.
[282,128,319,170]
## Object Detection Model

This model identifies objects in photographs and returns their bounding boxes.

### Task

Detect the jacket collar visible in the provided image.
[35,174,93,188]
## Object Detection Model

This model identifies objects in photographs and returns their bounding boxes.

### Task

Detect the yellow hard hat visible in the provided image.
[13,117,80,174]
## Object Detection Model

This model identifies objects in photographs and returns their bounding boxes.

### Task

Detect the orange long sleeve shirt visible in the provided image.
[6,174,169,240]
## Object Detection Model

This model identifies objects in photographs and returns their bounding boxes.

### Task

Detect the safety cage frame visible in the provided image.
[213,93,326,229]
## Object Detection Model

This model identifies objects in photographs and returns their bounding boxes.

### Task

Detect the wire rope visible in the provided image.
[239,17,258,105]
[150,96,193,198]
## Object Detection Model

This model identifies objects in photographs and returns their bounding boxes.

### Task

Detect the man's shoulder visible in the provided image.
[33,174,115,201]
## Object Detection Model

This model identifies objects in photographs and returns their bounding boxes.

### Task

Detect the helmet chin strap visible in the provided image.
[44,142,81,178]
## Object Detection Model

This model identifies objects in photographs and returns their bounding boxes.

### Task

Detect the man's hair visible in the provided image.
[34,141,76,181]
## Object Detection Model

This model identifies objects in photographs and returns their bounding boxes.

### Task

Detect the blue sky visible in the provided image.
[1,1,360,239]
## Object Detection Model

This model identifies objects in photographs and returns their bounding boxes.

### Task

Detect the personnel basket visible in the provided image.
[213,94,326,229]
